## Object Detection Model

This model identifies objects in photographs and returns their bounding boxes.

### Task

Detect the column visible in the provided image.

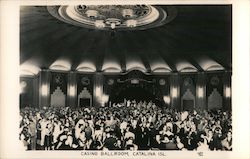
[93,72,104,107]
[196,72,207,110]
[170,73,181,111]
[38,69,50,108]
[67,71,77,108]
[223,71,232,111]
[33,75,39,108]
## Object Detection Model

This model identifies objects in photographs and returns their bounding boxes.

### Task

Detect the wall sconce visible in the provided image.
[96,86,102,98]
[41,84,48,96]
[225,87,231,98]
[163,96,170,104]
[95,20,105,28]
[101,94,109,106]
[171,87,178,98]
[20,81,27,94]
[197,87,204,98]
[68,85,75,97]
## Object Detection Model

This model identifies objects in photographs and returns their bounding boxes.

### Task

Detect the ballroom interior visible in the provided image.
[20,5,232,111]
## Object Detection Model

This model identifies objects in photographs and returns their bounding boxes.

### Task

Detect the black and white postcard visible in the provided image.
[0,0,250,159]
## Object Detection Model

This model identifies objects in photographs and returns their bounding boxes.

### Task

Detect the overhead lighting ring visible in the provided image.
[48,5,177,31]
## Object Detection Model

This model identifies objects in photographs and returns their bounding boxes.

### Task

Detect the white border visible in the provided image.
[0,0,250,159]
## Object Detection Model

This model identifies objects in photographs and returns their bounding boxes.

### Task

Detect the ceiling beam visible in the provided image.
[140,54,151,73]
[187,56,204,72]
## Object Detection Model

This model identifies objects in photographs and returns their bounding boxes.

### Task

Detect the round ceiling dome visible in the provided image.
[47,5,177,31]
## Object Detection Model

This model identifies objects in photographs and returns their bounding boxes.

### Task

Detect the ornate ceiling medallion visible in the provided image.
[47,5,176,31]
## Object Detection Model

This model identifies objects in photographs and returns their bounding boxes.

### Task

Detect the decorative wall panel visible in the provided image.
[51,87,66,107]
[207,73,224,109]
[208,88,223,110]
[77,73,94,106]
[78,87,92,107]
[50,72,67,94]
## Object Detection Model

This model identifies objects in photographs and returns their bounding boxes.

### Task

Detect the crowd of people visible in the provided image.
[19,100,232,151]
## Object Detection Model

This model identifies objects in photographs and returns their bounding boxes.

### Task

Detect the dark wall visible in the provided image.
[180,74,196,97]
[77,73,93,96]
[153,75,170,97]
[50,72,68,94]
[207,72,224,97]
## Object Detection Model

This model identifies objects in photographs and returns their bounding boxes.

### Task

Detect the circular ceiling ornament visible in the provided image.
[54,75,63,84]
[183,77,193,86]
[159,79,166,85]
[210,76,220,86]
[107,79,114,85]
[81,77,90,85]
[47,5,177,31]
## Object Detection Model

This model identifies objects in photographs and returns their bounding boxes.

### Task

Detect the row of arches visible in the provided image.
[20,56,224,76]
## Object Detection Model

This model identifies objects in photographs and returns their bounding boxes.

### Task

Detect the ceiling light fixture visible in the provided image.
[48,5,177,31]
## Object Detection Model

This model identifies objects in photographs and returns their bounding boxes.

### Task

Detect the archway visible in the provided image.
[110,84,164,107]
[116,86,155,102]
[106,70,166,107]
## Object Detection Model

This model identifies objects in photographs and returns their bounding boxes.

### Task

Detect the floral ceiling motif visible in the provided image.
[48,5,175,30]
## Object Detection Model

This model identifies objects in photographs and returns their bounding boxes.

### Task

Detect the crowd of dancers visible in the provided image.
[19,100,232,151]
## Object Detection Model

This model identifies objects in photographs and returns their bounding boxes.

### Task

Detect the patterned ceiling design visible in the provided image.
[20,5,232,76]
[47,5,174,30]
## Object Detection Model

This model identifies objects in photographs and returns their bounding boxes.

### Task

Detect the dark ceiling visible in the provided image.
[20,5,232,73]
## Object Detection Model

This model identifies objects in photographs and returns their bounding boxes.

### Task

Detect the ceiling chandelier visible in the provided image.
[48,5,176,31]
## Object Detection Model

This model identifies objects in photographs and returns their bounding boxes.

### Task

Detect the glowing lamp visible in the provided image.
[68,85,75,97]
[102,94,109,104]
[95,20,105,28]
[86,10,98,18]
[225,87,231,98]
[163,96,170,104]
[96,86,102,99]
[126,19,137,27]
[41,84,48,96]
[197,87,204,98]
[122,9,133,17]
[20,81,27,94]
[172,87,178,98]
